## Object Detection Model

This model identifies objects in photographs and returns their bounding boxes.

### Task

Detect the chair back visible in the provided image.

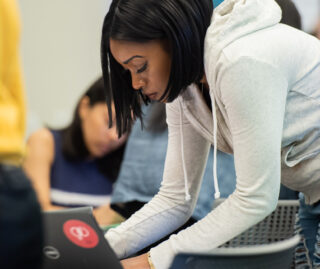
[170,199,300,269]
[218,199,299,247]
[169,235,300,269]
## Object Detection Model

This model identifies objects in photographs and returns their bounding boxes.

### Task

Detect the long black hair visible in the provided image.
[59,77,126,182]
[101,0,213,136]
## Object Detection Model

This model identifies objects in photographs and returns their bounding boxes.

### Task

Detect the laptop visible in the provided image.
[41,207,123,269]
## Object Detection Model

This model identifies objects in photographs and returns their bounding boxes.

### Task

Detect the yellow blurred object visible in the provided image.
[0,0,26,165]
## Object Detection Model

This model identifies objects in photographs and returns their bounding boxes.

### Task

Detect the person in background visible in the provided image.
[277,0,301,29]
[23,77,127,225]
[101,0,320,268]
[0,0,43,268]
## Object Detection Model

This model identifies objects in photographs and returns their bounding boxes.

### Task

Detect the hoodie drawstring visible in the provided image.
[179,92,220,202]
[179,100,191,201]
[210,92,221,199]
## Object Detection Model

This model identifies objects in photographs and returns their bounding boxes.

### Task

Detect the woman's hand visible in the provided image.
[93,204,124,226]
[120,253,150,269]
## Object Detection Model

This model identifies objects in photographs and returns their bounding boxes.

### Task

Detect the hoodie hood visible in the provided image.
[205,0,282,73]
[200,0,282,201]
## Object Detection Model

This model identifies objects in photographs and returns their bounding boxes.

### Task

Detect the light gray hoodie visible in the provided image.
[105,0,320,268]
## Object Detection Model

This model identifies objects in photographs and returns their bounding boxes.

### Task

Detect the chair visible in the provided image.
[219,199,300,247]
[169,199,300,269]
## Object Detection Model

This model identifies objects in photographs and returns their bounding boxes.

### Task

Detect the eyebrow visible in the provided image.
[123,55,144,64]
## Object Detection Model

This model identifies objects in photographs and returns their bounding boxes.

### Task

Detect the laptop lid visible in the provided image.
[42,207,123,269]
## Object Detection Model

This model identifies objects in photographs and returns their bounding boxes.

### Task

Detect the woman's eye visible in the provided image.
[137,63,148,74]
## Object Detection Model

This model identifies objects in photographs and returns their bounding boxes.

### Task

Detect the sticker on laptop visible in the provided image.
[63,219,99,248]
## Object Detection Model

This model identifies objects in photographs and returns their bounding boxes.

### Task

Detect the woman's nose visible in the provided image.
[131,74,146,90]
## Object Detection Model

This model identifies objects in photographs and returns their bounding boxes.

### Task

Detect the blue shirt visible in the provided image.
[213,0,224,7]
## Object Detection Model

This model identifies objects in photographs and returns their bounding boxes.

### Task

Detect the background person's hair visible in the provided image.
[101,0,213,136]
[276,0,301,30]
[58,77,126,182]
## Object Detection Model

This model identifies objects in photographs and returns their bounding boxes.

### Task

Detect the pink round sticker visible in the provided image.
[63,220,99,248]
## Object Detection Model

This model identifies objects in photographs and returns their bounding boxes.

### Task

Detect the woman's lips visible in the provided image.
[146,92,157,100]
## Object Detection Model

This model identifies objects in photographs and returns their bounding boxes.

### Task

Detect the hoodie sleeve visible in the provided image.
[107,56,288,269]
[148,56,289,269]
[105,100,211,262]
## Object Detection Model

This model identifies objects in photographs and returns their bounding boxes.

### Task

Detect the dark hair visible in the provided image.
[59,77,126,181]
[276,0,301,30]
[101,0,213,136]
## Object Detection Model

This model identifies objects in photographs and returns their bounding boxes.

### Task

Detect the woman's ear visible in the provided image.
[78,96,90,121]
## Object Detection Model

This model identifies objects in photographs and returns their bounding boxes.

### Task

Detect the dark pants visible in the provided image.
[296,193,320,268]
[0,164,43,269]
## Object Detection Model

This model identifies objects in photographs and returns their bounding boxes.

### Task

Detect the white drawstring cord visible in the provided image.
[179,100,191,202]
[210,92,221,199]
[178,88,220,201]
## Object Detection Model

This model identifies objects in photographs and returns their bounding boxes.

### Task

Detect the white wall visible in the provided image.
[18,0,111,137]
[292,0,320,33]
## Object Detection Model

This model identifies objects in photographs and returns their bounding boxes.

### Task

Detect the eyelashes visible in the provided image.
[121,62,148,75]
[137,63,148,74]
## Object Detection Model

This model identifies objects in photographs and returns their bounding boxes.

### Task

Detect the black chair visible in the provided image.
[170,199,300,269]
